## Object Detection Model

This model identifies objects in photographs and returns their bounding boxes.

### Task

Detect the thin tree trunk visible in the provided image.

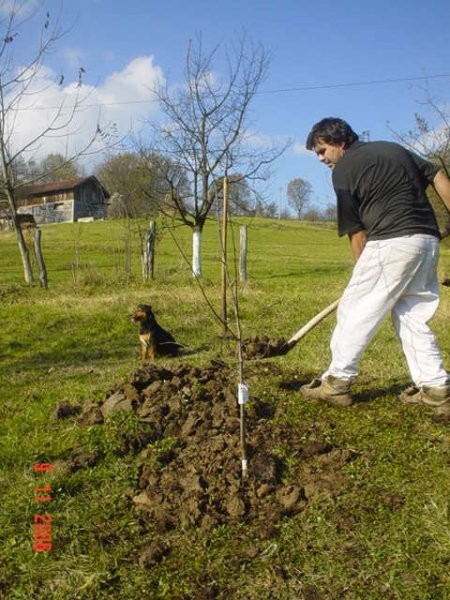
[192,226,202,277]
[221,176,228,336]
[5,187,35,284]
[239,225,248,282]
[14,218,34,285]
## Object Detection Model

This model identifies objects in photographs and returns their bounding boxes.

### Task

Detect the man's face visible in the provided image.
[313,140,346,169]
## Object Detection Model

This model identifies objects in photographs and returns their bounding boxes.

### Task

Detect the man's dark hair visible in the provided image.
[306,117,359,150]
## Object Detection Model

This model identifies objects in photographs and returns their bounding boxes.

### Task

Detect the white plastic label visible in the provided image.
[238,383,249,405]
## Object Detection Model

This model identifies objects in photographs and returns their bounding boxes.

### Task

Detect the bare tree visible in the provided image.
[0,2,113,285]
[388,88,450,171]
[286,177,313,219]
[387,87,450,227]
[148,34,288,276]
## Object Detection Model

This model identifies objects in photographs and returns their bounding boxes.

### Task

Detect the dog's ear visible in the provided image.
[139,304,152,312]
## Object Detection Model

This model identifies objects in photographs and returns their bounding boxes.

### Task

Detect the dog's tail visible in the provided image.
[160,341,186,349]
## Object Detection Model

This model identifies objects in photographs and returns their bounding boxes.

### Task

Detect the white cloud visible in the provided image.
[101,56,161,103]
[241,130,292,153]
[6,55,164,168]
[293,141,310,156]
[242,130,274,148]
[61,47,85,69]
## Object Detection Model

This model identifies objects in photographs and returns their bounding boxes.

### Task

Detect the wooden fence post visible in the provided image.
[239,225,248,282]
[34,228,48,288]
[142,221,156,281]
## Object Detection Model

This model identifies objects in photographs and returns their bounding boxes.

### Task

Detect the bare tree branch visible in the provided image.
[143,33,289,275]
[387,85,450,225]
[0,1,118,285]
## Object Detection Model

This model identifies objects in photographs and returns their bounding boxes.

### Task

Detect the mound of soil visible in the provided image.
[85,361,357,565]
[241,335,289,359]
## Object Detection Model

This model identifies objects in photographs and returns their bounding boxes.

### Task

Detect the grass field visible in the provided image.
[1,217,449,600]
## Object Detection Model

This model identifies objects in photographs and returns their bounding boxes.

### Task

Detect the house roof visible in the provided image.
[17,176,110,199]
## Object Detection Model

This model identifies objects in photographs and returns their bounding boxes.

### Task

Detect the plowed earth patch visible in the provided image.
[80,361,357,567]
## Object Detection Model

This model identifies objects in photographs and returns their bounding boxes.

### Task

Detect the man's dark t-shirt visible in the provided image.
[332,141,440,240]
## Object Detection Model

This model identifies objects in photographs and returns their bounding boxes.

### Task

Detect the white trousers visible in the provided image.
[324,234,448,388]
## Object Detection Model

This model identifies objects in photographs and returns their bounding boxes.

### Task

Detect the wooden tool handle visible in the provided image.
[286,298,340,347]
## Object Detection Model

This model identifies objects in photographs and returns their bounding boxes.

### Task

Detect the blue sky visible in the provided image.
[6,0,450,211]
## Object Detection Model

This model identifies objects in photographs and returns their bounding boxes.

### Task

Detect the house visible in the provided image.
[16,176,110,225]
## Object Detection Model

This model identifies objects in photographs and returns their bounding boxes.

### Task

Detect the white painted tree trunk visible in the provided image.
[192,227,202,277]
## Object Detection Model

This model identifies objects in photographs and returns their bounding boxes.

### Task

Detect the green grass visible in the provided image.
[1,216,449,600]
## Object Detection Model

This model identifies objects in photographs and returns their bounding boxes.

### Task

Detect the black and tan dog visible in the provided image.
[130,304,183,362]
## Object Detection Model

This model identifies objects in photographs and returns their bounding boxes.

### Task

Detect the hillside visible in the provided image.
[1,217,449,600]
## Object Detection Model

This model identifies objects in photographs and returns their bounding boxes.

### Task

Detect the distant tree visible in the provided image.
[322,203,337,222]
[8,156,39,183]
[211,174,256,216]
[254,199,277,218]
[147,34,288,276]
[96,152,160,218]
[38,153,81,182]
[0,3,114,285]
[226,175,256,216]
[302,207,322,222]
[286,178,313,219]
[138,150,192,218]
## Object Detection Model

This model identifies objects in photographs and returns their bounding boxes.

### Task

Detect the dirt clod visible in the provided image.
[54,401,82,419]
[78,403,104,425]
[241,335,289,359]
[138,540,170,568]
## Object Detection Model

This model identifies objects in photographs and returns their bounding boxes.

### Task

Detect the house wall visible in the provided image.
[73,180,107,221]
[22,190,74,205]
[18,200,74,224]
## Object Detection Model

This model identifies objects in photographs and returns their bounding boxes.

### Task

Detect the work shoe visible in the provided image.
[399,384,450,418]
[300,376,354,407]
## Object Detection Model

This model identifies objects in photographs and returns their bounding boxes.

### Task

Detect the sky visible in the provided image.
[3,0,450,212]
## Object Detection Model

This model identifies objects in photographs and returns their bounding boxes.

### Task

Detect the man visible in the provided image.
[301,117,450,419]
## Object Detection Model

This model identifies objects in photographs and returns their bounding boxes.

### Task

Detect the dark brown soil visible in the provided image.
[81,361,357,566]
[241,335,290,358]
